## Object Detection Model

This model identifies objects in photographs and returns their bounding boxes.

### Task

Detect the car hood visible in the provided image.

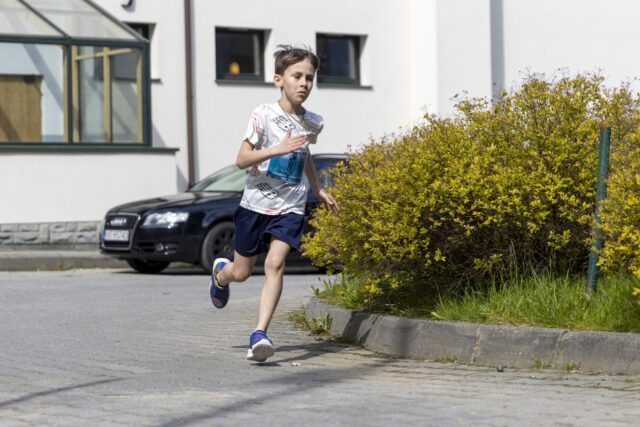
[108,192,240,214]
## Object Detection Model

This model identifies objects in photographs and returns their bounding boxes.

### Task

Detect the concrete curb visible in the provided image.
[0,249,317,273]
[305,297,640,374]
[0,250,128,271]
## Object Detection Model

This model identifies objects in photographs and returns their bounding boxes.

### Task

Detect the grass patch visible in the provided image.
[318,272,640,333]
[289,308,332,336]
[313,274,439,317]
[431,273,640,332]
[36,262,76,271]
[563,361,580,372]
[434,354,457,363]
[531,359,551,370]
[313,275,369,311]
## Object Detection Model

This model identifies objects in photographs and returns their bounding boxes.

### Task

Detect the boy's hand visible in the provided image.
[274,129,306,155]
[316,188,340,214]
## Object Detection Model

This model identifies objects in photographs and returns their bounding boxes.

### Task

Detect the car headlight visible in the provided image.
[142,212,189,228]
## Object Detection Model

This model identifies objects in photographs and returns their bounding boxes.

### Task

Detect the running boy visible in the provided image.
[209,45,340,362]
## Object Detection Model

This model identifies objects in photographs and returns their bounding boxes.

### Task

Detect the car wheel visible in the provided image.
[126,259,170,274]
[200,221,235,274]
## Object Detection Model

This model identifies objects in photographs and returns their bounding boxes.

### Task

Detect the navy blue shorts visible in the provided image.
[233,206,305,257]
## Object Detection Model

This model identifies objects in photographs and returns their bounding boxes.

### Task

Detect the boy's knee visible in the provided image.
[233,268,252,282]
[264,256,286,273]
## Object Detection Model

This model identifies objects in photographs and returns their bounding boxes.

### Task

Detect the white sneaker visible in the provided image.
[246,330,274,362]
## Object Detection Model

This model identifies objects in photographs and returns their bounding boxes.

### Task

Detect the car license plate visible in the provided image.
[104,229,129,242]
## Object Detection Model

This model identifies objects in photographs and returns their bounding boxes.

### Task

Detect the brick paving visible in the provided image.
[0,268,639,426]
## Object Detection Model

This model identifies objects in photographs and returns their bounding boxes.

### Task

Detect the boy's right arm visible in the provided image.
[235,130,307,169]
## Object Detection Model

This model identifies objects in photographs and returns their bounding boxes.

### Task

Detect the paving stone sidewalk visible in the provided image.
[1,269,639,426]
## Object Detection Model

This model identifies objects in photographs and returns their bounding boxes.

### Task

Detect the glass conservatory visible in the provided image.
[0,0,151,144]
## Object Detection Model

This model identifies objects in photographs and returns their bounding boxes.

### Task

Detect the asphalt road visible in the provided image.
[1,268,639,426]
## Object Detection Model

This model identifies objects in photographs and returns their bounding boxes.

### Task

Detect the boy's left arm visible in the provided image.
[305,153,340,214]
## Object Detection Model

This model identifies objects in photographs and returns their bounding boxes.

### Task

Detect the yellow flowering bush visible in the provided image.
[599,85,640,279]
[634,288,640,306]
[599,151,640,278]
[303,74,640,308]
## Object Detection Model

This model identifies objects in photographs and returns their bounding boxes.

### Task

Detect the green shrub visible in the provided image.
[599,88,640,278]
[304,73,640,309]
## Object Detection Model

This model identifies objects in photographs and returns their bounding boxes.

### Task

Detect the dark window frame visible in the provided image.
[316,34,362,86]
[215,27,265,82]
[125,22,151,40]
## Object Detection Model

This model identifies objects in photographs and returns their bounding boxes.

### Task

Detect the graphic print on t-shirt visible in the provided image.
[256,182,279,199]
[273,115,294,132]
[266,150,308,184]
[267,112,310,184]
[251,113,263,136]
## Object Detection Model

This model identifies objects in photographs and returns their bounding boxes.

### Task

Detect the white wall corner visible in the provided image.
[436,0,493,116]
[409,0,439,119]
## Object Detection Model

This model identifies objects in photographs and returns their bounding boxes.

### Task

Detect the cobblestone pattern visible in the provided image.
[0,221,101,246]
[0,269,639,426]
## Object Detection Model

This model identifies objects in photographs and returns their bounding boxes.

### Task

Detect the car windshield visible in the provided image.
[189,157,345,193]
[311,157,343,188]
[189,165,248,192]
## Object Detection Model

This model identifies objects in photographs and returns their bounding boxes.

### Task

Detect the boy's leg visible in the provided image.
[216,251,257,286]
[255,238,291,332]
[210,251,256,309]
[246,238,290,362]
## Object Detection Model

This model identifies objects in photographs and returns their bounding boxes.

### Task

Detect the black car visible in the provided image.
[100,154,345,274]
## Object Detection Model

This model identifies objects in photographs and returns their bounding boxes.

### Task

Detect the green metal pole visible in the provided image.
[586,126,611,295]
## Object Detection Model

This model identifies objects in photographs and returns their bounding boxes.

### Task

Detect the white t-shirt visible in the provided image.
[240,102,324,215]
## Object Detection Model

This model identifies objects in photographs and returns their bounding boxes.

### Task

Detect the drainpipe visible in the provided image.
[184,0,196,187]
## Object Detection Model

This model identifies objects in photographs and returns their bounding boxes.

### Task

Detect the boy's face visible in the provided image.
[274,58,316,105]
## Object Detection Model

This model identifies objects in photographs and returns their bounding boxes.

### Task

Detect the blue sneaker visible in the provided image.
[246,330,274,362]
[209,257,230,308]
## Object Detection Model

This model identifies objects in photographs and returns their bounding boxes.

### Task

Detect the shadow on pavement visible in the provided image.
[156,361,393,427]
[0,378,123,409]
[273,340,353,364]
[230,339,352,366]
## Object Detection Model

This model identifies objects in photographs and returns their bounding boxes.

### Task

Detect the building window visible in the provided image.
[125,22,158,80]
[316,34,361,85]
[117,23,152,82]
[75,45,144,143]
[215,28,264,81]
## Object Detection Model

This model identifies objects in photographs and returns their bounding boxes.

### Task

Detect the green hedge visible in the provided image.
[303,74,640,308]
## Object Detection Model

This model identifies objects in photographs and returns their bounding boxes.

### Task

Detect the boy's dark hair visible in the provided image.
[274,45,319,75]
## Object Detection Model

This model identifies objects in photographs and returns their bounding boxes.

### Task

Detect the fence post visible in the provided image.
[586,126,611,295]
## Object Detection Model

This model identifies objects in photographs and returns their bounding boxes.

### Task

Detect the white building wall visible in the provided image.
[191,0,416,179]
[409,0,439,118]
[0,152,176,223]
[498,0,640,92]
[435,0,493,116]
[429,0,640,115]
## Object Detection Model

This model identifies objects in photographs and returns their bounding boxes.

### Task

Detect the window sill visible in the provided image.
[215,79,273,87]
[0,144,179,154]
[317,83,373,90]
